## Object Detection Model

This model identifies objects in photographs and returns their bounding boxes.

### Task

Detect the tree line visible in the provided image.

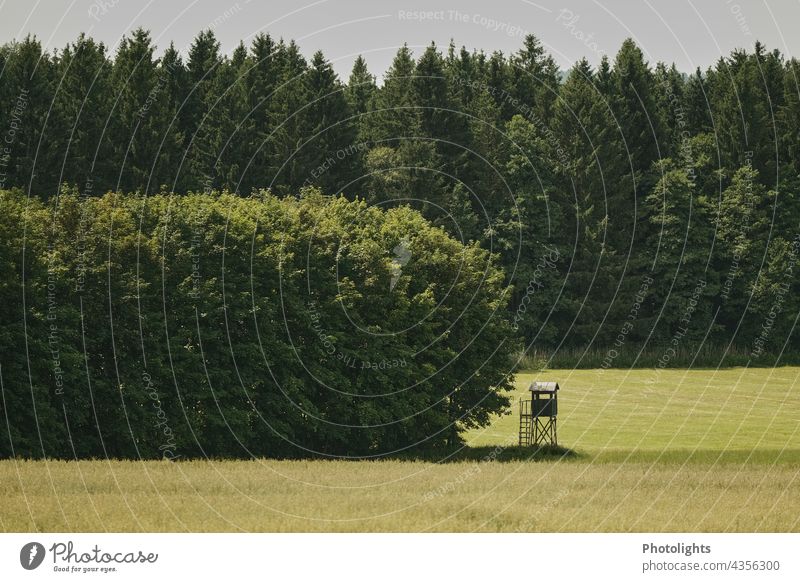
[1,28,799,358]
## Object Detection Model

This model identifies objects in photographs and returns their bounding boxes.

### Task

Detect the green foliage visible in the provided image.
[0,29,798,387]
[111,28,183,193]
[302,51,357,194]
[0,189,516,458]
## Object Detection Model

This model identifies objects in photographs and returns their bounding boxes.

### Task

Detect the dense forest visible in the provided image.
[2,29,798,361]
[0,29,800,456]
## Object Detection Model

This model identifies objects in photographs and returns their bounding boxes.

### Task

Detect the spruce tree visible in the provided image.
[611,39,663,185]
[779,59,800,181]
[239,33,280,192]
[181,29,222,192]
[684,67,712,134]
[303,50,357,195]
[510,34,560,120]
[485,51,514,120]
[444,43,477,114]
[414,43,472,184]
[1,36,58,195]
[652,62,685,160]
[608,39,663,267]
[550,59,624,346]
[641,162,717,343]
[268,40,310,194]
[716,166,774,340]
[466,76,510,244]
[110,28,179,193]
[208,41,254,193]
[152,42,186,192]
[53,34,115,193]
[345,55,375,142]
[364,44,419,143]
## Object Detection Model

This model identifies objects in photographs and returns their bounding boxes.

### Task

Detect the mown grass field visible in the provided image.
[2,368,799,532]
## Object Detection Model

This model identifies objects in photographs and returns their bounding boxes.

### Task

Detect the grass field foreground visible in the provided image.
[2,368,799,532]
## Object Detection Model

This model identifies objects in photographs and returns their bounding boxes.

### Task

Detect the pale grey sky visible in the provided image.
[1,0,797,79]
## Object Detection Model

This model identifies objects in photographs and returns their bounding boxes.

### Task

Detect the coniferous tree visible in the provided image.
[753,43,786,183]
[1,36,58,195]
[684,67,713,134]
[595,54,614,97]
[641,162,718,343]
[242,33,281,191]
[364,44,419,144]
[151,42,186,192]
[53,34,115,193]
[413,44,450,141]
[210,42,255,193]
[362,46,448,221]
[607,38,664,288]
[503,114,564,346]
[415,43,472,180]
[345,55,375,143]
[303,50,357,195]
[779,59,800,182]
[709,44,784,184]
[611,39,663,181]
[716,166,774,340]
[485,51,514,120]
[444,43,477,114]
[465,75,509,244]
[182,29,223,192]
[269,40,311,194]
[510,34,560,120]
[550,60,623,346]
[652,62,686,160]
[111,28,181,193]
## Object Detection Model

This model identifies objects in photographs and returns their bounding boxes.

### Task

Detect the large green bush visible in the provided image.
[0,188,517,459]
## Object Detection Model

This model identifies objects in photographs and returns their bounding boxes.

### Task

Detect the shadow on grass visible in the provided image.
[395,444,581,463]
[237,444,581,463]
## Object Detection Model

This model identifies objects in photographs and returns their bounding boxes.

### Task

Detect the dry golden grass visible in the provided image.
[2,368,799,532]
[1,457,798,532]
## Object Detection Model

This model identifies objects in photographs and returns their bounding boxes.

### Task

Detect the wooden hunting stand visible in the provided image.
[519,381,559,446]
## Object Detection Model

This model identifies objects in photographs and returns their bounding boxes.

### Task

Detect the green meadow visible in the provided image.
[468,368,800,458]
[2,368,799,532]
